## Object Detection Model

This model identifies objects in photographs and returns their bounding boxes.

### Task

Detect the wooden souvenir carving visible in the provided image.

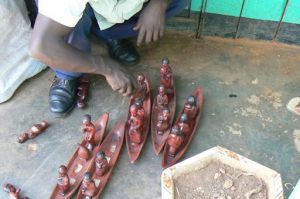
[3,183,29,199]
[167,125,184,157]
[178,113,190,135]
[156,107,171,135]
[57,165,70,196]
[77,78,89,108]
[162,87,204,168]
[81,114,96,151]
[151,58,176,155]
[95,151,108,177]
[125,73,151,163]
[135,73,148,100]
[156,86,168,110]
[17,120,48,143]
[160,57,173,92]
[128,104,143,144]
[50,113,109,199]
[80,172,97,198]
[76,122,125,199]
[184,96,197,120]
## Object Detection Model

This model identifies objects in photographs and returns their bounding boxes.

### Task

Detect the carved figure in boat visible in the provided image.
[81,172,97,198]
[134,98,145,120]
[156,85,168,110]
[167,125,184,157]
[81,114,96,151]
[178,113,190,136]
[95,151,109,177]
[128,104,143,144]
[57,165,70,196]
[136,73,148,100]
[17,120,48,143]
[183,96,197,120]
[156,107,170,135]
[160,57,173,92]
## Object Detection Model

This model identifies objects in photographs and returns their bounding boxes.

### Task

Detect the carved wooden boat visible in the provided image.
[125,74,151,163]
[76,121,125,199]
[49,113,109,199]
[151,81,176,155]
[162,87,204,169]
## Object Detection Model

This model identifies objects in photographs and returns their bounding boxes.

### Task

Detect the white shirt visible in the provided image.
[38,0,148,30]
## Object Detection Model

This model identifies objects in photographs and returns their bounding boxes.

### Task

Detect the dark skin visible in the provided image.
[29,0,168,96]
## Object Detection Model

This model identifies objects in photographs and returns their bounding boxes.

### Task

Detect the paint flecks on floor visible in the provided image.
[247,95,261,105]
[261,89,282,109]
[293,129,300,152]
[226,123,242,136]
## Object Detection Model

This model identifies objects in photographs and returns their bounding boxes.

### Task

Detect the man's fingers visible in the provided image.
[133,22,141,31]
[153,29,159,41]
[137,28,146,46]
[145,29,153,44]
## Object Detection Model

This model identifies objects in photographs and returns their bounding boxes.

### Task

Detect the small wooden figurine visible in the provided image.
[136,73,148,100]
[156,107,171,135]
[156,85,168,110]
[183,96,197,120]
[81,114,96,151]
[81,172,97,198]
[17,120,48,143]
[95,151,109,177]
[77,78,90,108]
[167,125,184,157]
[134,98,145,120]
[160,57,173,92]
[128,104,143,144]
[3,183,29,199]
[57,165,70,196]
[178,113,190,135]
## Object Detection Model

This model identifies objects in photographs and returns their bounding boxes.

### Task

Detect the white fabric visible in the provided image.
[38,0,148,30]
[0,0,46,103]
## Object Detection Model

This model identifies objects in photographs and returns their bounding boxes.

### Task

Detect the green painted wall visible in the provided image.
[191,0,300,24]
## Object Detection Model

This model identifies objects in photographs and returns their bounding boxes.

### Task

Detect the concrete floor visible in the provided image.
[1,30,300,198]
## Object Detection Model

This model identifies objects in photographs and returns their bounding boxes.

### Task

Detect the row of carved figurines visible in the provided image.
[128,57,198,157]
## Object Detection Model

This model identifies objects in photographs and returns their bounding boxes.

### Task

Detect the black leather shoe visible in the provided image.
[106,39,140,65]
[49,77,79,117]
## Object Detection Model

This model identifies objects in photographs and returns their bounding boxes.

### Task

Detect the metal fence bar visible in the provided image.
[196,0,208,38]
[187,0,192,18]
[273,0,289,40]
[235,0,246,39]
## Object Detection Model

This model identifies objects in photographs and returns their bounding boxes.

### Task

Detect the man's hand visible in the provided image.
[100,56,137,96]
[133,0,167,46]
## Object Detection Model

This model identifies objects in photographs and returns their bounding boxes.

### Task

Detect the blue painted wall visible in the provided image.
[191,0,300,24]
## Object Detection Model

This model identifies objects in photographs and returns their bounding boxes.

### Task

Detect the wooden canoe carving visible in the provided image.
[76,122,125,199]
[162,87,204,169]
[49,113,109,199]
[125,73,151,163]
[151,58,176,155]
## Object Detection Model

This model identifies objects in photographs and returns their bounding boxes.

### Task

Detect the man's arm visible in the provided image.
[29,14,136,96]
